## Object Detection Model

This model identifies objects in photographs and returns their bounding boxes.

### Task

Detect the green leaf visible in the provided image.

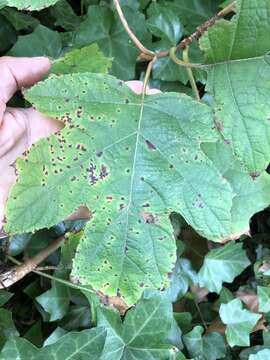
[202,141,270,239]
[35,232,80,321]
[147,3,183,45]
[8,24,62,58]
[0,14,17,52]
[6,73,238,304]
[51,44,112,75]
[219,298,261,347]
[258,286,270,313]
[0,328,106,359]
[0,8,39,31]
[0,309,18,349]
[59,305,91,331]
[159,0,223,33]
[97,292,179,359]
[48,0,80,31]
[43,327,67,347]
[183,325,226,360]
[200,0,270,173]
[0,290,13,307]
[5,0,60,10]
[249,350,270,360]
[73,5,151,79]
[198,242,250,293]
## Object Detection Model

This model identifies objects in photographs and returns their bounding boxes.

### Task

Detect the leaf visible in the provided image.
[5,73,237,304]
[249,350,270,360]
[200,0,270,173]
[48,0,80,31]
[51,44,112,75]
[198,242,250,293]
[219,298,261,347]
[146,3,183,45]
[97,292,179,360]
[0,8,39,31]
[202,141,270,239]
[0,309,18,349]
[0,14,17,52]
[43,327,67,347]
[59,305,91,331]
[183,325,226,360]
[35,232,81,321]
[0,328,106,360]
[165,258,198,302]
[159,0,223,33]
[8,24,62,58]
[5,0,60,10]
[258,286,270,313]
[0,290,13,307]
[73,5,151,79]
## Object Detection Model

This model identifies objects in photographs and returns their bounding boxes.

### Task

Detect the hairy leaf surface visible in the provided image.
[6,73,236,304]
[200,0,270,173]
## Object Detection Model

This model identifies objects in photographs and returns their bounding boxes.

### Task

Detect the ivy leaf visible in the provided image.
[0,290,13,307]
[73,5,151,79]
[97,292,179,360]
[219,298,261,347]
[35,232,81,321]
[159,0,223,33]
[249,350,270,360]
[258,286,270,313]
[8,24,62,58]
[183,325,226,360]
[5,0,60,10]
[200,0,270,174]
[198,242,250,293]
[0,7,39,31]
[6,73,237,304]
[51,44,112,75]
[0,309,18,349]
[146,3,183,45]
[0,328,106,359]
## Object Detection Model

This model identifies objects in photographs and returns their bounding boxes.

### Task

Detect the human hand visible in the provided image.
[0,57,159,237]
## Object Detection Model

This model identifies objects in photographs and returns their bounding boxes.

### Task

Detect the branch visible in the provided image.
[112,0,155,57]
[0,235,66,288]
[157,1,236,58]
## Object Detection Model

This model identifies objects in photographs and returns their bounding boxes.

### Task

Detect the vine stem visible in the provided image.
[112,0,155,57]
[183,47,200,101]
[0,235,66,289]
[113,0,237,61]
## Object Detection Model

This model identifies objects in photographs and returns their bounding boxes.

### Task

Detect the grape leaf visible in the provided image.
[200,0,270,174]
[258,286,270,313]
[0,328,106,359]
[198,242,250,293]
[219,298,261,347]
[5,0,60,10]
[51,44,112,75]
[73,5,151,79]
[97,292,179,360]
[5,73,237,304]
[183,325,226,360]
[202,141,270,239]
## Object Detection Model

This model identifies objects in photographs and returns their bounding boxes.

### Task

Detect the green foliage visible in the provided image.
[219,299,261,347]
[97,292,178,360]
[183,325,226,360]
[1,0,270,358]
[200,0,270,174]
[198,242,250,293]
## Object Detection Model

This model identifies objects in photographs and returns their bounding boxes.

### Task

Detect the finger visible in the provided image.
[126,80,161,95]
[0,56,51,119]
